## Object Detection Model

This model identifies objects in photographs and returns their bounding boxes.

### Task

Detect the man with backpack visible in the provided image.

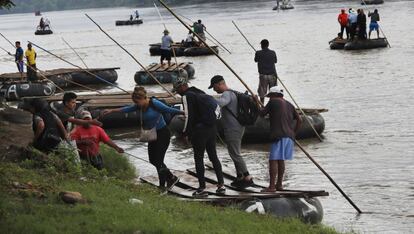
[172,76,225,197]
[209,75,254,188]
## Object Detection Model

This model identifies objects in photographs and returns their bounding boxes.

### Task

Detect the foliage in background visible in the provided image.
[0,0,14,9]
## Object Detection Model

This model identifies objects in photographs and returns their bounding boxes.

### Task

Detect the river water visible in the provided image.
[1,0,413,233]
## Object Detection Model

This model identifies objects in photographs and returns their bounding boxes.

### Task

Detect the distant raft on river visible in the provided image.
[329,38,388,50]
[134,62,195,85]
[362,0,384,5]
[35,28,53,35]
[149,43,219,57]
[115,19,143,26]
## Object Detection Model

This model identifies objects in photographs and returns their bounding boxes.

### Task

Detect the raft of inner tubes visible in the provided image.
[0,81,56,101]
[240,197,323,224]
[329,38,388,50]
[149,44,219,57]
[134,64,195,85]
[34,29,53,35]
[47,69,118,88]
[84,107,324,142]
[115,19,143,26]
[362,0,384,5]
[168,113,325,143]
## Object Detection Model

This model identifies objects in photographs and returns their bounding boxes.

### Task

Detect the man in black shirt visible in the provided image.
[254,39,278,103]
[357,9,367,40]
[172,76,225,197]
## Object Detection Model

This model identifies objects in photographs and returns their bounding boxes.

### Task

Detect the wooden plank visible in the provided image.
[205,164,329,196]
[146,63,159,72]
[148,64,162,72]
[187,168,326,198]
[172,171,287,198]
[167,63,179,72]
[140,175,243,201]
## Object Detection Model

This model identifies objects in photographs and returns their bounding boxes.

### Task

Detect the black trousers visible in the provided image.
[190,125,224,189]
[350,23,357,40]
[358,25,367,39]
[148,127,174,187]
[26,64,37,81]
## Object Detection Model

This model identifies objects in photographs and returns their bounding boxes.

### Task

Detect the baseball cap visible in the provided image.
[172,75,188,92]
[208,75,224,89]
[80,110,92,119]
[266,86,284,97]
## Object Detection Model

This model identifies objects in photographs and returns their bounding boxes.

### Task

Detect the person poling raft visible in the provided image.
[35,17,53,35]
[115,10,143,26]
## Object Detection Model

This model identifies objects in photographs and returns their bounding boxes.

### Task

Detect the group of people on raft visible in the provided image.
[129,10,140,21]
[336,8,381,40]
[8,41,38,81]
[159,19,207,66]
[20,38,301,197]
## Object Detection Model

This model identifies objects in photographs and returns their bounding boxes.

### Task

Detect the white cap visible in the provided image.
[80,110,92,119]
[266,86,284,97]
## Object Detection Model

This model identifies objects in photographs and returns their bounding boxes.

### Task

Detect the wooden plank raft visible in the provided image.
[141,168,328,200]
[0,67,120,81]
[187,168,329,198]
[141,63,188,73]
[45,91,327,113]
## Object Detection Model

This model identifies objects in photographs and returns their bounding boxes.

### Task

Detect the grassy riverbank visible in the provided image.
[0,124,339,233]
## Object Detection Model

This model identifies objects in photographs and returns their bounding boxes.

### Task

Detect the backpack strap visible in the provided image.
[224,90,238,120]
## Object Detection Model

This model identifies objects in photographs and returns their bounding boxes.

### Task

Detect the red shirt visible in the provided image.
[71,125,110,157]
[338,13,348,26]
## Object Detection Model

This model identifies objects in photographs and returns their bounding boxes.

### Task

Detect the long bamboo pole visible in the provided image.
[158,0,261,106]
[231,20,324,142]
[230,21,362,213]
[84,13,177,99]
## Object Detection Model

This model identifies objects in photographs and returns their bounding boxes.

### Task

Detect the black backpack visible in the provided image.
[225,90,259,126]
[33,111,62,151]
[189,91,221,126]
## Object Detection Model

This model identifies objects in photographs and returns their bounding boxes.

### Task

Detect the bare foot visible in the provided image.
[261,187,276,193]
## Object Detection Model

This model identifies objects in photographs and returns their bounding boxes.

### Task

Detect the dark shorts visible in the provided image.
[80,154,104,170]
[160,49,171,61]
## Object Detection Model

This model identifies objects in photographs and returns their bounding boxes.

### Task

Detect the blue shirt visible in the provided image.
[161,35,173,50]
[348,13,357,24]
[15,47,23,61]
[121,99,181,130]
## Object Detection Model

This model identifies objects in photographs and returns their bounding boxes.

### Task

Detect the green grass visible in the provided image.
[0,145,339,234]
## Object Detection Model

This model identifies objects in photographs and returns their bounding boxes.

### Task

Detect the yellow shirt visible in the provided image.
[25,49,36,65]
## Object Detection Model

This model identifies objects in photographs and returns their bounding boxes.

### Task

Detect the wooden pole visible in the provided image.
[231,20,324,142]
[84,13,177,99]
[175,11,231,54]
[230,21,362,213]
[61,37,89,68]
[28,40,130,94]
[360,0,391,48]
[158,0,261,107]
[295,140,362,213]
